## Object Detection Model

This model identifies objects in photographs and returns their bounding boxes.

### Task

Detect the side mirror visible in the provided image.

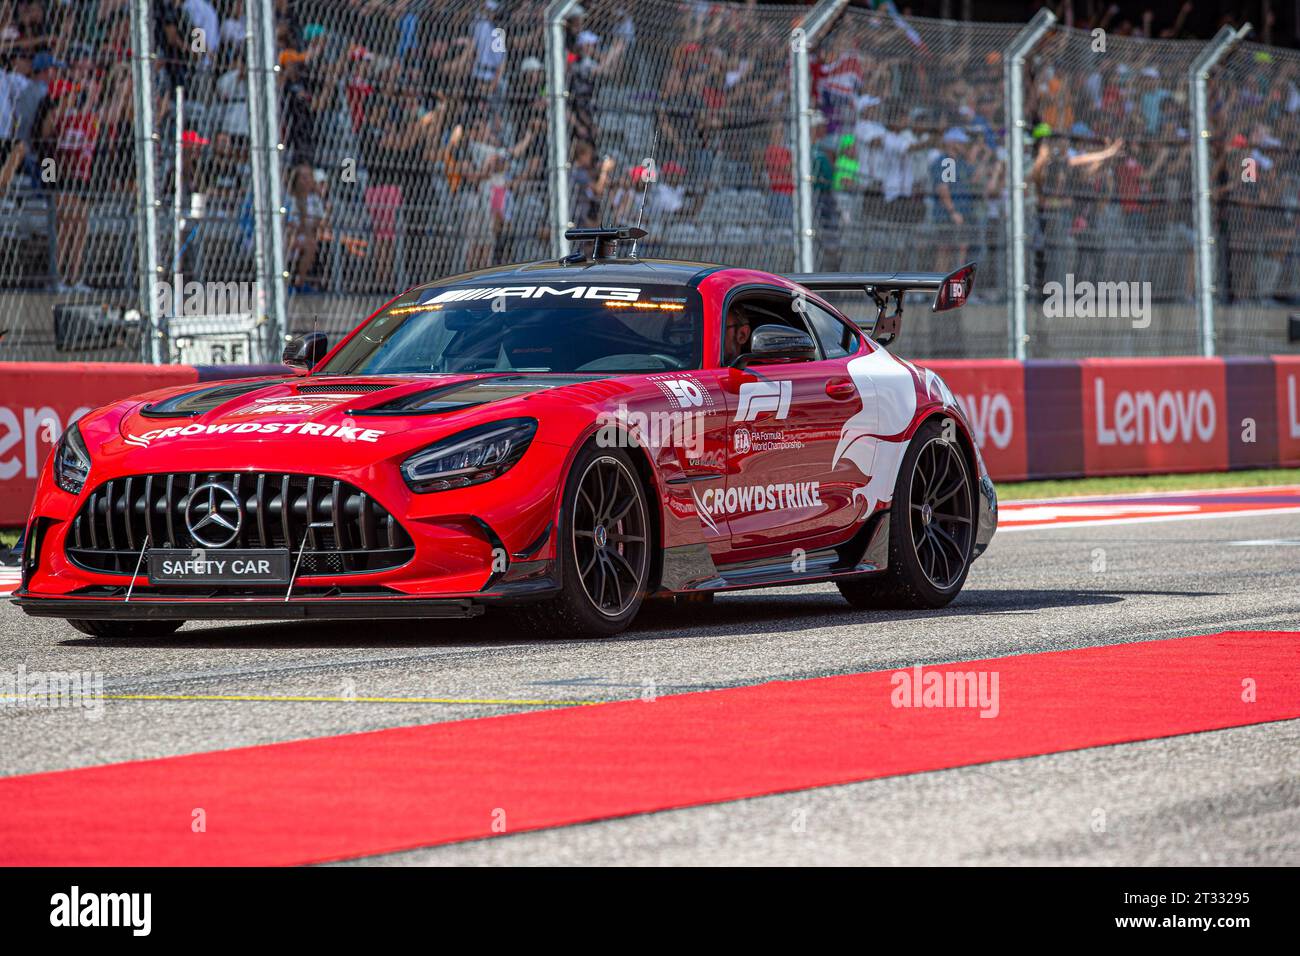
[282,331,329,370]
[734,324,817,368]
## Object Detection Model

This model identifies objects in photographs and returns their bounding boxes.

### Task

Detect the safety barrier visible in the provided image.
[0,362,285,523]
[928,356,1300,481]
[4,357,1299,525]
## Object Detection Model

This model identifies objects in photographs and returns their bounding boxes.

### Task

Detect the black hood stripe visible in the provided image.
[140,380,285,418]
[352,375,609,416]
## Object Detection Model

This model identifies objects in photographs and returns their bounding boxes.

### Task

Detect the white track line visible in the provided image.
[999,505,1300,533]
[1004,483,1300,506]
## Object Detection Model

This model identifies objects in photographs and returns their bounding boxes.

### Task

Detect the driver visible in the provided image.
[723,308,752,365]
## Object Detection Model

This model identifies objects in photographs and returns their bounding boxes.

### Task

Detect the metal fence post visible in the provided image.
[792,0,847,274]
[1190,24,1251,358]
[247,0,287,355]
[244,1,270,356]
[259,0,288,351]
[129,0,161,363]
[545,0,580,260]
[1002,8,1054,361]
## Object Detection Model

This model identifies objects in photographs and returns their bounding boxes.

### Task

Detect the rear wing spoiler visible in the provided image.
[784,262,975,347]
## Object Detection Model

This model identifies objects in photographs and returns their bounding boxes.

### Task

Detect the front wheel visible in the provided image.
[511,444,652,637]
[67,619,184,639]
[838,417,976,610]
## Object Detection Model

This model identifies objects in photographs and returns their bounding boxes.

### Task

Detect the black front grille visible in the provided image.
[67,473,415,576]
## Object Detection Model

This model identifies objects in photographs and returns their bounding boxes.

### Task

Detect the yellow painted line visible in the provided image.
[94,693,605,707]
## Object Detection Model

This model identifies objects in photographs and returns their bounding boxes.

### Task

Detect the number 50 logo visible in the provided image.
[658,378,707,408]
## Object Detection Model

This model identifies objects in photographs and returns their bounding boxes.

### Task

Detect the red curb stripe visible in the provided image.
[1,631,1296,866]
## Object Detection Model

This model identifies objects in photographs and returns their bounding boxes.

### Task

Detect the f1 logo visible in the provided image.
[735,380,792,422]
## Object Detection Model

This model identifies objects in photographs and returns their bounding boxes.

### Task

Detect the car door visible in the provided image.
[640,369,735,563]
[715,289,865,562]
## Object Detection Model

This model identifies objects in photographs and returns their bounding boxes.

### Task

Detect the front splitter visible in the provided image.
[12,594,485,621]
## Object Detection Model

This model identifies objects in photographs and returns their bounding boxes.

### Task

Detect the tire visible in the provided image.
[511,444,652,638]
[67,619,184,639]
[838,417,976,610]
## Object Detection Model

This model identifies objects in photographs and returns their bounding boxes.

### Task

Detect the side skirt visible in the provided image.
[658,511,891,595]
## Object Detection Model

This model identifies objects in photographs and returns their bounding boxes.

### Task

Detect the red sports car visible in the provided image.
[15,227,996,638]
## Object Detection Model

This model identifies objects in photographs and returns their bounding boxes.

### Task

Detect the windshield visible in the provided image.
[320,282,703,375]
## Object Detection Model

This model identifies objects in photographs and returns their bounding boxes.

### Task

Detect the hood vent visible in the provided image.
[296,383,394,394]
[140,380,279,418]
[355,375,605,416]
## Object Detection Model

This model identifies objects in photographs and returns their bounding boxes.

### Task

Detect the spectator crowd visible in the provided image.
[0,0,1294,311]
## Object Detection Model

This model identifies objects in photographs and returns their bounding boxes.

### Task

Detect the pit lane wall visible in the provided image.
[3,358,1300,524]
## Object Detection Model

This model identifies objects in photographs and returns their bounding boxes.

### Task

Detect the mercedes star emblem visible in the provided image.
[184,483,242,548]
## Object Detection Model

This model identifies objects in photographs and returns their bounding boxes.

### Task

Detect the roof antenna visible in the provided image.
[631,127,660,258]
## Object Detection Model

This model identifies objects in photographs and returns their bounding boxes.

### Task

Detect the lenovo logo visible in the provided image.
[1288,374,1300,440]
[1094,379,1217,446]
[0,405,90,481]
[959,392,1014,451]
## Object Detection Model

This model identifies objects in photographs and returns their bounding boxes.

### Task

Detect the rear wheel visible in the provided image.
[838,417,975,610]
[511,445,651,637]
[67,619,184,639]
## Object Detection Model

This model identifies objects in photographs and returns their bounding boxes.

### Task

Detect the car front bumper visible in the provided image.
[19,438,576,613]
[12,592,489,621]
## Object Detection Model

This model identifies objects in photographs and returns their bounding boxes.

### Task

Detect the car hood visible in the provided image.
[108,373,620,465]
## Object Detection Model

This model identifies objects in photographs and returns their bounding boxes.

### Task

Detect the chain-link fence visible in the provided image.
[277,0,552,340]
[0,1,143,362]
[150,0,272,367]
[566,0,803,273]
[810,6,1018,359]
[1208,41,1300,356]
[0,2,1296,364]
[1018,27,1205,358]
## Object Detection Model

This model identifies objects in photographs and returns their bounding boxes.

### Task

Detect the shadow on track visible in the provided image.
[54,587,1219,650]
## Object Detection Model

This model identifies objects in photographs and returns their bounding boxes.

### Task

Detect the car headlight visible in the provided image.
[400,418,537,493]
[54,421,91,495]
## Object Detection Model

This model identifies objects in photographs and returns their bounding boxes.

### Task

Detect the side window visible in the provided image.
[802,302,857,359]
[723,291,817,365]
